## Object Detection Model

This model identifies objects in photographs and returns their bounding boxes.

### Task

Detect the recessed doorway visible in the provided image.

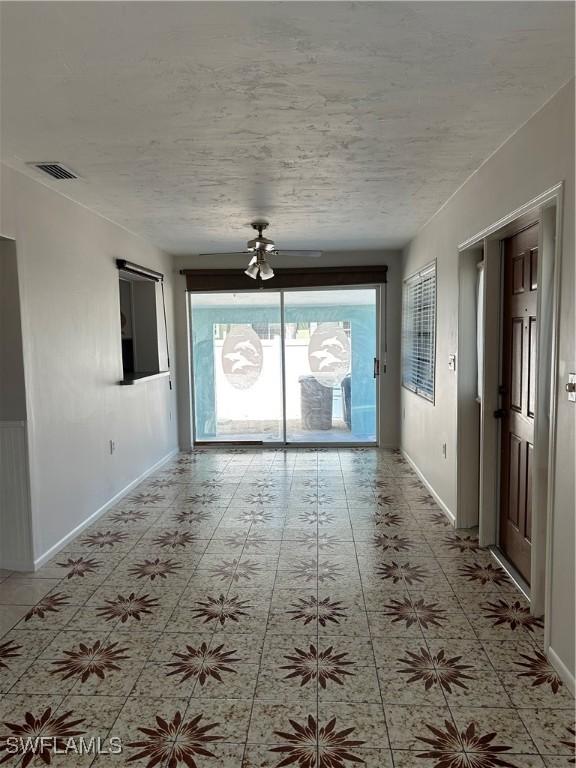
[189,287,380,445]
[457,182,563,620]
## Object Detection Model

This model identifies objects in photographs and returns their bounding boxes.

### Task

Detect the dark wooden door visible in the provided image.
[499,223,539,584]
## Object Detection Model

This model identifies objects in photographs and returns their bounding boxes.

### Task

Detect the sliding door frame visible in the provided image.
[189,283,383,448]
[280,289,288,444]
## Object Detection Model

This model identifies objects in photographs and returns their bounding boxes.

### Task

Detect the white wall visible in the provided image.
[0,164,178,566]
[173,250,402,449]
[401,81,575,684]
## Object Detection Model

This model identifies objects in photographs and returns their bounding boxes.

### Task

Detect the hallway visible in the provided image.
[0,448,573,766]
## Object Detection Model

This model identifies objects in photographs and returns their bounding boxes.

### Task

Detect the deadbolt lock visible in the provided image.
[567,374,576,402]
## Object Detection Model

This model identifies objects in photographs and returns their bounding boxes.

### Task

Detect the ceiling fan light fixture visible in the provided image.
[244,262,259,279]
[259,261,274,280]
[244,248,274,280]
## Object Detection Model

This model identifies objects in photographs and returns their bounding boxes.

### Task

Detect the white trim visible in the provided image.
[543,191,564,642]
[458,183,563,250]
[456,245,483,528]
[547,646,576,696]
[32,448,178,569]
[489,546,530,601]
[476,237,503,547]
[401,448,456,526]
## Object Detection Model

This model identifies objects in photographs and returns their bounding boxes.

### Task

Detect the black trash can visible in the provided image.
[341,374,352,430]
[299,376,333,430]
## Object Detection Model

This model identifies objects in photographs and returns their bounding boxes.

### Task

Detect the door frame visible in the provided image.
[187,283,384,448]
[457,182,563,622]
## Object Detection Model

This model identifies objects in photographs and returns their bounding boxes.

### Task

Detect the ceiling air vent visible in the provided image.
[29,162,78,180]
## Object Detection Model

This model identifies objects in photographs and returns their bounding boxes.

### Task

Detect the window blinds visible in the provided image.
[402,262,437,402]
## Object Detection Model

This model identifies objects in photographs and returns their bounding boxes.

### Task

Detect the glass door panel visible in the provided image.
[190,292,283,442]
[283,288,378,443]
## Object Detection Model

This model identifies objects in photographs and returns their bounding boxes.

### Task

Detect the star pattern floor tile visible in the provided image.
[0,448,573,767]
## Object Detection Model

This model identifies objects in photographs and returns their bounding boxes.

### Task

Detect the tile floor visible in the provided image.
[0,448,573,767]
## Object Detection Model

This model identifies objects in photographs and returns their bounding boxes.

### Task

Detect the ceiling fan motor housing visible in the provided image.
[247,235,276,252]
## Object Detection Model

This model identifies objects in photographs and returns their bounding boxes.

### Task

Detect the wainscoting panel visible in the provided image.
[0,421,34,570]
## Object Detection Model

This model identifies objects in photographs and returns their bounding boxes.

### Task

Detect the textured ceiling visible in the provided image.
[1,2,573,254]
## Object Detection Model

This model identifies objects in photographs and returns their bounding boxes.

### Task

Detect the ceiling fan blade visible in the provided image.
[196,251,251,257]
[276,250,323,259]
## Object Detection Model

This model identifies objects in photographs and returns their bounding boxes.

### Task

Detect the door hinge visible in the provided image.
[493,408,505,419]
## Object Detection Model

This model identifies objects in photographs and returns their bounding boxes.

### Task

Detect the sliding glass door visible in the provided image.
[190,287,379,444]
[190,292,283,441]
[283,289,378,442]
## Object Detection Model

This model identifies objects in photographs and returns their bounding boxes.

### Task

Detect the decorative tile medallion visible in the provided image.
[271,715,365,768]
[166,642,239,685]
[127,711,223,767]
[417,720,516,768]
[192,594,252,626]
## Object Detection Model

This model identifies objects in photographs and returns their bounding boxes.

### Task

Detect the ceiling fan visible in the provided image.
[198,222,323,281]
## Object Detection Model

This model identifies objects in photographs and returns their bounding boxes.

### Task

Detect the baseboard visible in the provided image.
[33,447,179,570]
[401,448,456,526]
[1,556,35,571]
[547,646,576,696]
